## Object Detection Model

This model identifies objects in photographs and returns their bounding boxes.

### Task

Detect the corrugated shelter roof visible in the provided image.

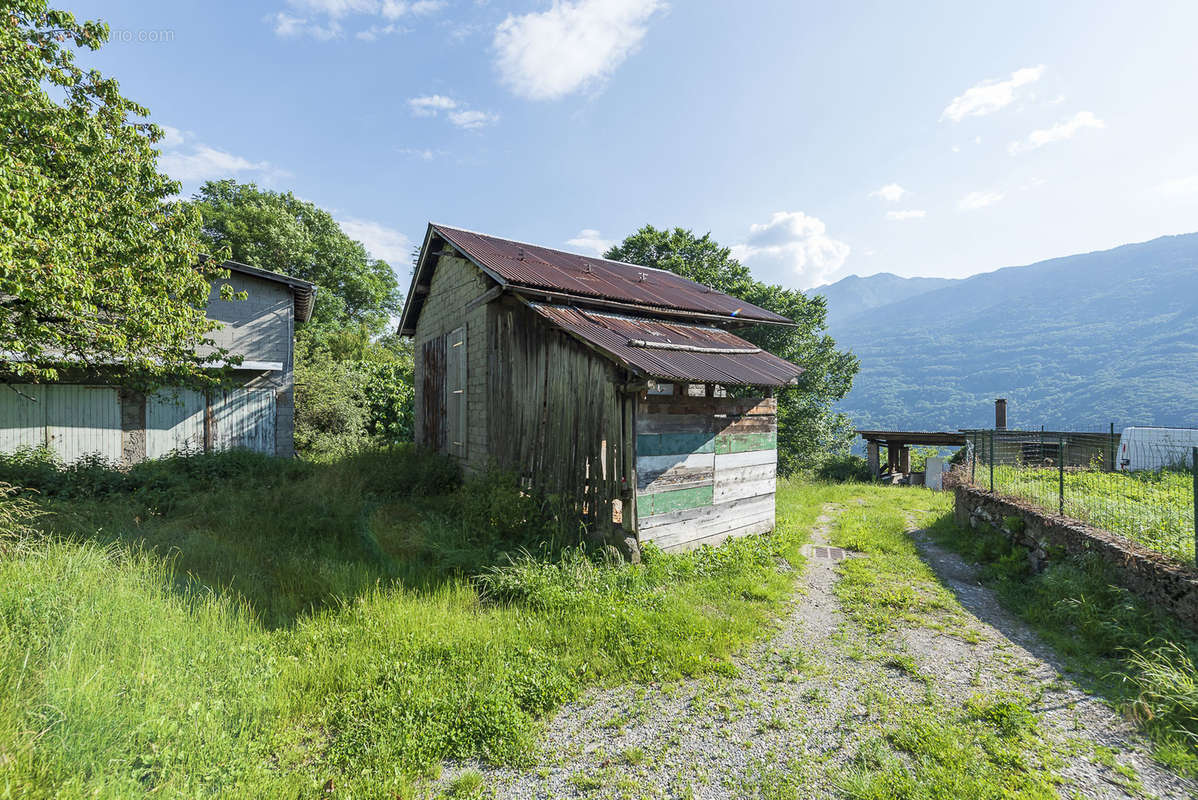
[398,223,795,333]
[527,303,803,387]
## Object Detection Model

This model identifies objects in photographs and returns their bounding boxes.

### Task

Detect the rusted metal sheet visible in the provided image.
[432,224,794,325]
[526,303,802,387]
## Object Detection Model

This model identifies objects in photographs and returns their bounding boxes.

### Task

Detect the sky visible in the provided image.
[69,0,1198,290]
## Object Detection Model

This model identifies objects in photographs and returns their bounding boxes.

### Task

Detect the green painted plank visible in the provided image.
[715,432,777,454]
[637,432,715,457]
[638,485,714,517]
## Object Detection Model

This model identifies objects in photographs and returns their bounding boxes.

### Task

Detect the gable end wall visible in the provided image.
[413,252,492,473]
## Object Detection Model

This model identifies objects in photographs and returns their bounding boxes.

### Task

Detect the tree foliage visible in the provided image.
[0,2,231,386]
[605,225,858,473]
[188,180,401,334]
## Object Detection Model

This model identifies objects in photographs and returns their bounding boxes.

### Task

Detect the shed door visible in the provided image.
[420,336,447,452]
[147,389,206,458]
[210,388,276,454]
[446,326,466,458]
[45,385,122,463]
[0,385,46,453]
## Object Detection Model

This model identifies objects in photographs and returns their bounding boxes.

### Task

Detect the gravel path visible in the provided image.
[444,503,1196,799]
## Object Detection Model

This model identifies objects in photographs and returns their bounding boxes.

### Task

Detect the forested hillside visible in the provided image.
[820,233,1198,432]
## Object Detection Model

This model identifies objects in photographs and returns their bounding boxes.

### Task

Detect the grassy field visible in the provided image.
[984,464,1195,562]
[1,449,1195,796]
[0,448,862,799]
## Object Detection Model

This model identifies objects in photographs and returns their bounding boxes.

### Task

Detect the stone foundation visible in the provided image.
[954,485,1198,631]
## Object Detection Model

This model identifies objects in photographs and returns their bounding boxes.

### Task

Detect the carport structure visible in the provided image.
[856,430,967,479]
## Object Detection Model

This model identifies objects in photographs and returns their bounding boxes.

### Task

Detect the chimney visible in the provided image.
[995,398,1007,430]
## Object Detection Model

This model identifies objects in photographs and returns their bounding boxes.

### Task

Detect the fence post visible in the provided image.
[1192,447,1197,566]
[1059,435,1065,516]
[970,432,976,483]
[1109,422,1116,473]
[989,430,995,492]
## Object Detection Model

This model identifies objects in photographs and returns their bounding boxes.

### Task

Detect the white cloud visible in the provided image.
[397,146,444,160]
[730,211,850,289]
[493,0,666,100]
[941,65,1044,122]
[268,0,444,39]
[356,23,407,39]
[886,209,926,221]
[337,217,413,264]
[157,125,185,148]
[156,129,286,184]
[566,229,615,255]
[1007,111,1104,154]
[448,109,499,129]
[408,94,499,129]
[869,183,907,203]
[1159,174,1198,196]
[959,190,1003,210]
[408,94,458,115]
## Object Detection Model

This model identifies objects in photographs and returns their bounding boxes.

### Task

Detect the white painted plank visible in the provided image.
[645,510,775,550]
[636,451,714,492]
[714,449,777,470]
[652,515,775,552]
[638,494,774,531]
[714,477,776,503]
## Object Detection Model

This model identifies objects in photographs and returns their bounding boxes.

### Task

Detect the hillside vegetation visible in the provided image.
[815,233,1198,432]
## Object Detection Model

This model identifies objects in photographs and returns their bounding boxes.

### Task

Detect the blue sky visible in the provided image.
[72,0,1198,289]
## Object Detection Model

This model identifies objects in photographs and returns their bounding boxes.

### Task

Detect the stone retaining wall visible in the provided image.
[954,485,1198,631]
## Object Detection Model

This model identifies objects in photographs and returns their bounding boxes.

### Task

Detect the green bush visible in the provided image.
[815,454,871,482]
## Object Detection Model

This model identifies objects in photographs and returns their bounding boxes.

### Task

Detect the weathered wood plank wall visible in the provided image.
[636,395,777,551]
[488,299,634,528]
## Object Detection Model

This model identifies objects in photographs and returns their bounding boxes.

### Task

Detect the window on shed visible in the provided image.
[446,326,467,457]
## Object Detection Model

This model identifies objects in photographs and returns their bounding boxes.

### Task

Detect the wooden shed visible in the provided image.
[398,224,802,552]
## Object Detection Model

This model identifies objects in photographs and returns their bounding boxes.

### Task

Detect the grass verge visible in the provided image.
[929,510,1198,776]
[0,452,841,798]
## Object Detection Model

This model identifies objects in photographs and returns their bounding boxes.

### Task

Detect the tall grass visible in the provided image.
[0,452,837,797]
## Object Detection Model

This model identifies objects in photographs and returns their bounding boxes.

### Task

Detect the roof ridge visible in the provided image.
[430,222,696,281]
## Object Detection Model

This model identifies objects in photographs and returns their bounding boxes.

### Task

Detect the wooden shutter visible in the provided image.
[446,326,467,457]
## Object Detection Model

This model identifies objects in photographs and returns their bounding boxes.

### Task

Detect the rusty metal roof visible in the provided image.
[429,224,794,325]
[528,303,803,387]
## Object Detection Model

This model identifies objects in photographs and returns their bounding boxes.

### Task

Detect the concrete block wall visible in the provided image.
[413,252,493,473]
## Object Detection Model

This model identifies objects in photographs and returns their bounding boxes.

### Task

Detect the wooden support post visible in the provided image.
[887,445,897,474]
[867,441,880,480]
[899,446,910,475]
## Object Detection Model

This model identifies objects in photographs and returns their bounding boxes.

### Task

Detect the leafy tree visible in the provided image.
[605,226,858,474]
[0,2,232,386]
[189,180,401,333]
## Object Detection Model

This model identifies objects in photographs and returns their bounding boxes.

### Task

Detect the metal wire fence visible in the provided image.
[962,428,1198,564]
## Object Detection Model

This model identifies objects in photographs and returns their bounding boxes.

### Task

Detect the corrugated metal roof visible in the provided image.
[431,224,794,325]
[527,303,803,387]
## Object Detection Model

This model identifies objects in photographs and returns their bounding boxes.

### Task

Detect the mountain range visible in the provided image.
[809,233,1198,433]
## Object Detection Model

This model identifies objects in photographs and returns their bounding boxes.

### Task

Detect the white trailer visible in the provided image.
[1116,426,1198,471]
